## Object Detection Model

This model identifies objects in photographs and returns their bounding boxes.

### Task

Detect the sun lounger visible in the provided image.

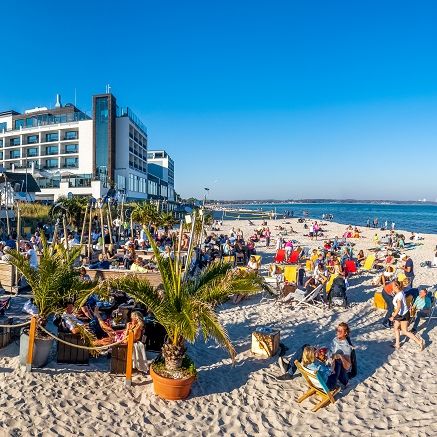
[275,249,286,263]
[291,284,324,311]
[360,254,376,272]
[288,251,300,264]
[294,360,340,412]
[283,265,297,283]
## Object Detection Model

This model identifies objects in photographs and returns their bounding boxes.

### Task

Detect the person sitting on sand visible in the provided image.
[388,281,424,350]
[410,288,432,333]
[93,309,144,346]
[356,250,365,266]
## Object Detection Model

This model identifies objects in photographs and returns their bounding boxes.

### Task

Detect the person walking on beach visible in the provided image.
[388,281,424,350]
[366,218,370,228]
[391,222,395,231]
[373,217,379,228]
[265,228,271,247]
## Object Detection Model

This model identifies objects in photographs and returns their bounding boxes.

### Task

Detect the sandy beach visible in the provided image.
[1,218,436,436]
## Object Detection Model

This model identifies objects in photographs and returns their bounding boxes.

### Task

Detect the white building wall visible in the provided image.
[77,119,94,174]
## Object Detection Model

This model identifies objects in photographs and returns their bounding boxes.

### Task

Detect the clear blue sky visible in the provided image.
[2,0,437,201]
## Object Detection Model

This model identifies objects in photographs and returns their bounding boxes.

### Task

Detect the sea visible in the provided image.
[213,203,437,235]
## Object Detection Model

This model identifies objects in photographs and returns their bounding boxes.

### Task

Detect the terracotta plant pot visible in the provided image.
[150,366,196,400]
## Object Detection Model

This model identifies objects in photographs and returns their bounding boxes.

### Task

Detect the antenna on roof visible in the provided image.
[74,88,77,106]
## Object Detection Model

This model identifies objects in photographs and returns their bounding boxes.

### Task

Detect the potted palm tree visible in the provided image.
[7,234,96,367]
[102,218,262,400]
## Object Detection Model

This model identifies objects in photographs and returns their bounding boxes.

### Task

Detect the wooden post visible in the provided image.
[99,203,106,255]
[26,316,37,372]
[62,215,68,249]
[124,330,134,387]
[80,204,89,245]
[16,204,21,251]
[130,214,134,240]
[88,205,93,259]
[106,210,113,248]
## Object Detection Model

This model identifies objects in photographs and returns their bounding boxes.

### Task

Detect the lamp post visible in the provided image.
[203,187,209,207]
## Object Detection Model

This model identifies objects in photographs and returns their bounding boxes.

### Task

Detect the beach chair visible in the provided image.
[325,274,338,295]
[253,255,262,265]
[426,289,437,328]
[360,254,376,272]
[275,249,286,263]
[292,283,324,311]
[222,255,235,265]
[344,260,357,275]
[288,251,300,264]
[294,360,340,412]
[283,265,297,283]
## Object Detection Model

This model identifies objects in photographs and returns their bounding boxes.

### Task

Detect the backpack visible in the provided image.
[346,336,357,379]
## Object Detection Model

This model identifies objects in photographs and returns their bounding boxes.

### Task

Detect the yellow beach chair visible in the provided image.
[361,254,376,272]
[294,360,340,412]
[222,255,235,265]
[325,273,338,294]
[284,265,297,283]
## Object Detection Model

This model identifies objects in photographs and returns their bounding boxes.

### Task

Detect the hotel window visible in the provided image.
[65,144,78,154]
[117,174,126,190]
[27,147,38,157]
[45,132,58,142]
[45,158,58,168]
[10,150,20,159]
[46,145,58,155]
[64,157,78,168]
[27,135,38,144]
[64,131,78,140]
[0,152,3,159]
[0,122,7,132]
[10,137,20,146]
[14,119,24,129]
[26,117,36,128]
[129,174,134,191]
[0,139,3,147]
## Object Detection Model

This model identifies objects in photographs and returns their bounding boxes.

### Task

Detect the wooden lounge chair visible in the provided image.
[294,360,340,412]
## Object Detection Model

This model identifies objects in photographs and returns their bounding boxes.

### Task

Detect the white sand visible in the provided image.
[1,218,436,436]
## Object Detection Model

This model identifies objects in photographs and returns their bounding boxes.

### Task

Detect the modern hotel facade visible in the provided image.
[147,150,175,203]
[0,93,171,203]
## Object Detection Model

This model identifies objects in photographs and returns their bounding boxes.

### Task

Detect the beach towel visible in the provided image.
[133,342,149,373]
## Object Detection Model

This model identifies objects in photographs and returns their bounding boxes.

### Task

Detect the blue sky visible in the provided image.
[2,0,437,201]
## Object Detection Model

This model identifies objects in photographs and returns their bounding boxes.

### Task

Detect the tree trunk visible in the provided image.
[162,342,186,371]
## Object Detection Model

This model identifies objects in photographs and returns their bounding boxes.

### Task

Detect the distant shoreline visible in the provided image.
[213,199,437,206]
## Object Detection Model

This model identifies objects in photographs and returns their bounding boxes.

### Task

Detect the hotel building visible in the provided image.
[0,93,156,202]
[147,150,175,203]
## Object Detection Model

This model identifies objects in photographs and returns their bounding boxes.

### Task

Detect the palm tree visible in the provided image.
[158,211,177,234]
[7,233,97,337]
[50,196,88,230]
[131,201,160,228]
[101,224,262,373]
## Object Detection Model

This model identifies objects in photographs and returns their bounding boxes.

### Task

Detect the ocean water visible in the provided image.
[214,203,437,235]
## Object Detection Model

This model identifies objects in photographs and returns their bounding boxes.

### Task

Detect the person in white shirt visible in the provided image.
[388,280,424,350]
[25,242,39,269]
